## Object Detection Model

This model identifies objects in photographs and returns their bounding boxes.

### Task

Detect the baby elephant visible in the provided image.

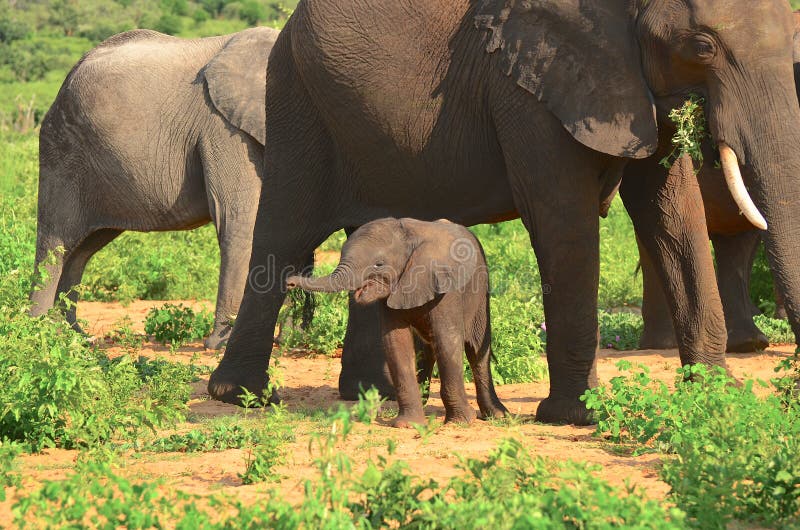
[287,218,507,427]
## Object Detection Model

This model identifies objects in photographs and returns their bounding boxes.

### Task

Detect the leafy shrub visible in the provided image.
[11,397,684,529]
[402,439,685,529]
[145,423,256,453]
[104,317,145,351]
[152,13,183,35]
[489,297,548,384]
[277,263,348,355]
[144,303,214,347]
[755,314,796,345]
[584,362,800,528]
[0,315,193,451]
[599,310,644,350]
[0,272,194,451]
[0,442,22,500]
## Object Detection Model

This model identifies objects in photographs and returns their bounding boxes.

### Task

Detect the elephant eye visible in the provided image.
[691,35,717,62]
[374,261,385,268]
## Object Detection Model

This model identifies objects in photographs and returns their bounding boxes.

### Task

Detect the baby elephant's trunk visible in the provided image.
[286,265,354,293]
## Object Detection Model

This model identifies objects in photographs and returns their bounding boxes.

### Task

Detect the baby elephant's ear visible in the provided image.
[386,235,480,310]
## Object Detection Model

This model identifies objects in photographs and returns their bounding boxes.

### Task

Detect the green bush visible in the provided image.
[599,310,644,350]
[583,362,800,528]
[144,303,214,347]
[755,314,796,345]
[0,297,194,451]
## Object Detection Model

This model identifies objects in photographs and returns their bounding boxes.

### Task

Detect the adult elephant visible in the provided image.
[210,0,800,425]
[30,27,286,349]
[637,12,800,352]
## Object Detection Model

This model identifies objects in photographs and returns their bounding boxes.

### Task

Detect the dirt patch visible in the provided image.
[1,300,795,523]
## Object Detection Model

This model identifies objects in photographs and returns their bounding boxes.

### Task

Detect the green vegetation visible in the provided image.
[10,396,686,529]
[584,362,800,528]
[660,94,708,169]
[0,281,196,451]
[144,302,214,348]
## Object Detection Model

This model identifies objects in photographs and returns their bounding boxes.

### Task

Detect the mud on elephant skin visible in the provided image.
[211,0,800,425]
[30,27,291,349]
[287,218,507,427]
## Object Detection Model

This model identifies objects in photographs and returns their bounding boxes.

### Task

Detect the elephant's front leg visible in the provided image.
[497,113,605,425]
[529,210,600,425]
[339,298,396,400]
[380,309,425,428]
[621,153,727,368]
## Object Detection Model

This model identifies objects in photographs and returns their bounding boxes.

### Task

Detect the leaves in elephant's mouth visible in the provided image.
[660,94,709,171]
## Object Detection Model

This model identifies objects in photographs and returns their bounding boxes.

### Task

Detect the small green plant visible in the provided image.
[353,386,385,425]
[145,424,254,453]
[755,314,796,345]
[599,310,644,350]
[144,303,213,348]
[411,415,440,444]
[660,94,708,169]
[239,362,295,485]
[0,441,22,500]
[104,316,145,351]
[773,351,800,402]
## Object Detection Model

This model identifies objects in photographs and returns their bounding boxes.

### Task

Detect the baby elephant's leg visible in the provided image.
[428,300,476,425]
[381,310,426,428]
[465,335,507,420]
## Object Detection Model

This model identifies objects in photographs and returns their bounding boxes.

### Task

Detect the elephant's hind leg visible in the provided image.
[712,231,769,352]
[465,313,507,420]
[30,233,67,318]
[55,228,122,332]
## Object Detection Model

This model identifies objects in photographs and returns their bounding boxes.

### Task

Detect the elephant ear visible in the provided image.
[475,0,658,159]
[204,27,279,146]
[387,221,480,310]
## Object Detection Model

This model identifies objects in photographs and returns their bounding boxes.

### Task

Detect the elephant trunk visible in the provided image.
[286,263,357,293]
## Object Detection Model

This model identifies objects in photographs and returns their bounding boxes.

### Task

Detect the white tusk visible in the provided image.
[719,142,768,230]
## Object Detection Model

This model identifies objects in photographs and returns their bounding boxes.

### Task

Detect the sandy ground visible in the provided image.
[1,299,795,524]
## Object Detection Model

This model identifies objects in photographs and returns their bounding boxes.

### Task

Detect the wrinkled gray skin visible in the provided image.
[30,27,279,349]
[287,218,507,427]
[637,11,800,353]
[211,0,800,425]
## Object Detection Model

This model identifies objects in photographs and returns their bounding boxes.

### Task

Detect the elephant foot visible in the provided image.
[444,406,477,425]
[726,326,769,353]
[207,362,275,406]
[392,411,426,429]
[638,327,678,350]
[338,365,396,401]
[479,402,508,420]
[535,396,594,426]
